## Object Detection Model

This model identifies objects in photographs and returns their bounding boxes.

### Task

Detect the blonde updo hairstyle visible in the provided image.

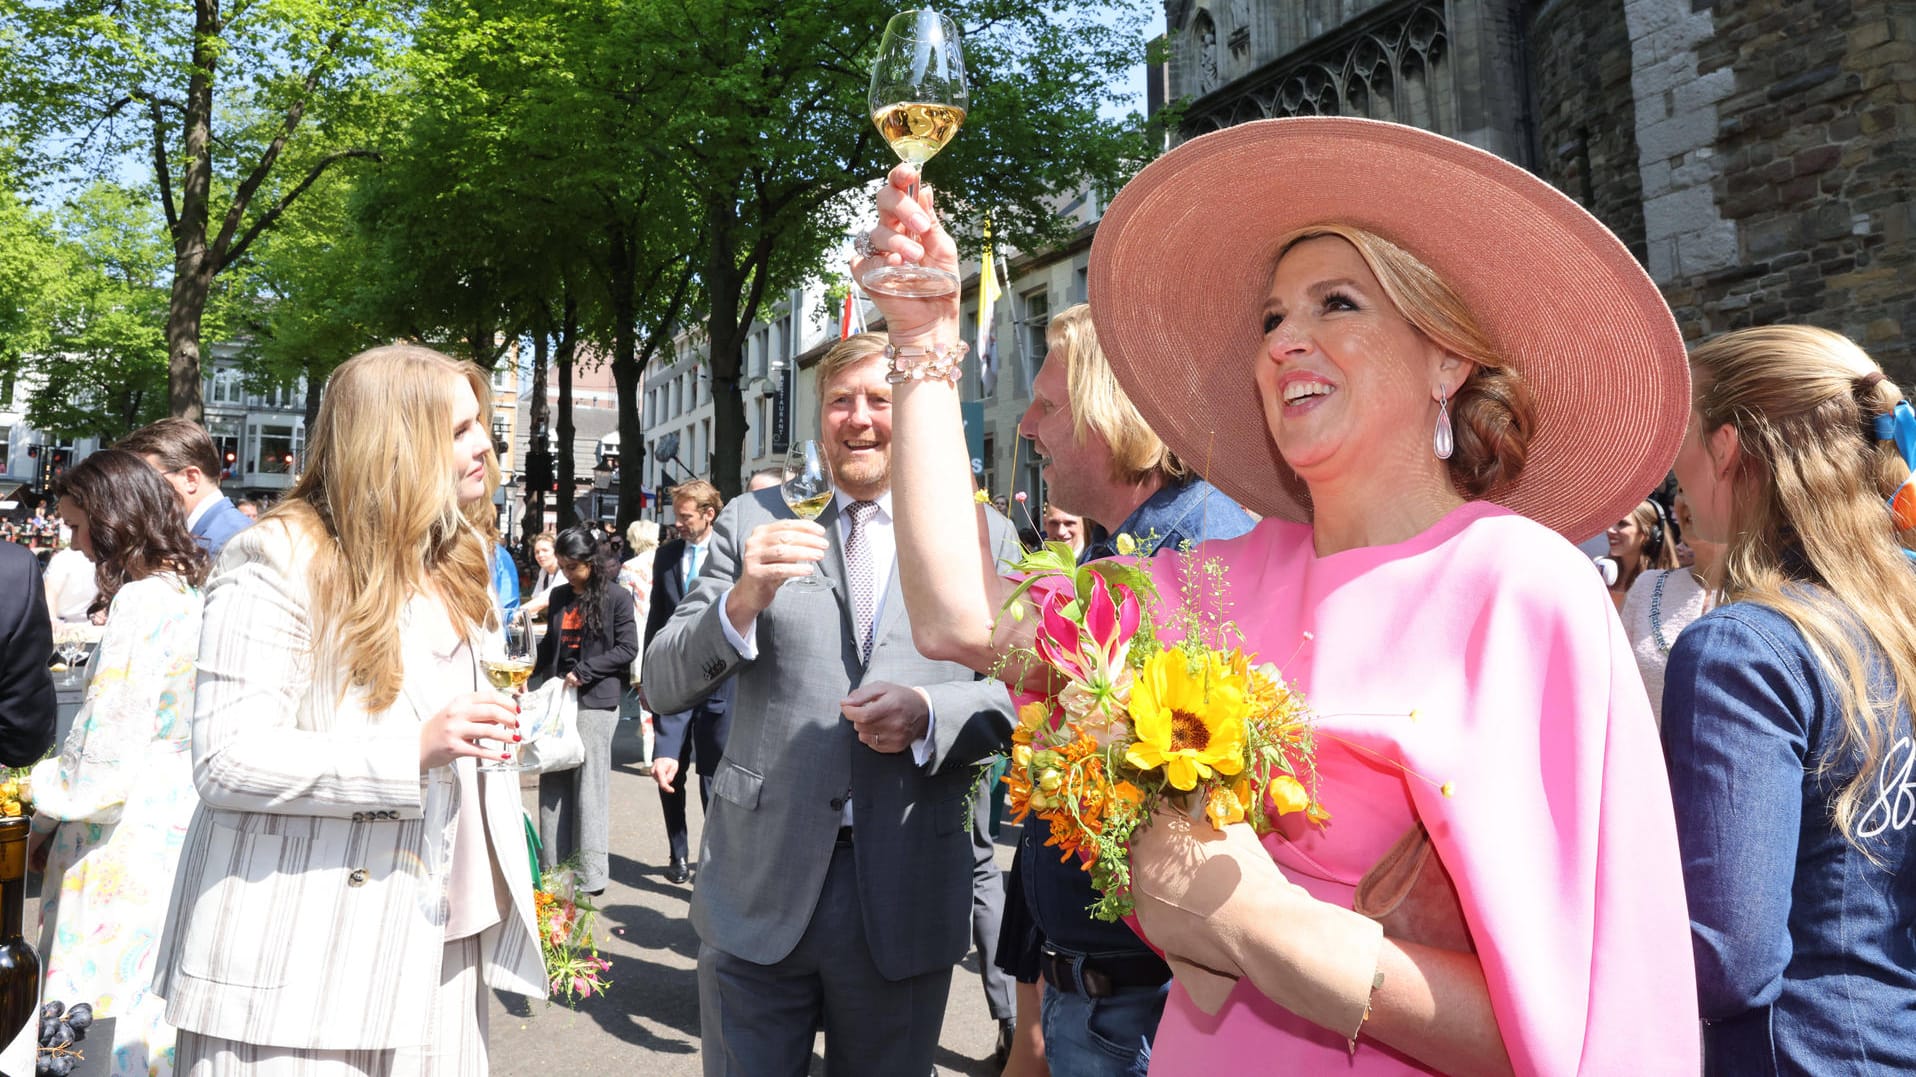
[1689,324,1916,851]
[1274,225,1535,500]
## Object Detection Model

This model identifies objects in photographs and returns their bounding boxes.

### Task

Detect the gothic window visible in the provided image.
[1185,0,1453,138]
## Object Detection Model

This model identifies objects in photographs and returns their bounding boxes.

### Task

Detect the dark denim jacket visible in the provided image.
[1663,598,1916,1076]
[1018,478,1256,961]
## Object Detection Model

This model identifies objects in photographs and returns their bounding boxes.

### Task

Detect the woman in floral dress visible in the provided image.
[32,449,208,1077]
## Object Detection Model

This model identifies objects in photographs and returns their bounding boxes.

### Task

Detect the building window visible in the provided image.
[248,422,303,475]
[1022,289,1050,392]
[1073,266,1089,305]
[753,396,767,459]
[491,416,511,457]
[981,431,997,502]
[0,427,10,475]
[492,364,512,392]
[208,367,244,406]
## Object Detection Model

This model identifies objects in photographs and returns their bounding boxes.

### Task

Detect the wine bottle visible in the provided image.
[0,817,39,1077]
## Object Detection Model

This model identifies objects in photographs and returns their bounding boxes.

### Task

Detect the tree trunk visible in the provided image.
[554,294,579,533]
[167,0,222,421]
[606,224,644,535]
[704,196,747,502]
[523,329,550,549]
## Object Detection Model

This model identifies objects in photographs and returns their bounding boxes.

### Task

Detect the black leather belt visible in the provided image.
[1038,946,1171,999]
[835,826,854,846]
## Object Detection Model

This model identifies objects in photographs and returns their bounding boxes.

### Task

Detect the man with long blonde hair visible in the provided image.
[991,302,1260,1072]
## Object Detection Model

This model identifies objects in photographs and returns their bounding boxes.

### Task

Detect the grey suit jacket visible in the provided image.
[645,489,1019,982]
[151,521,544,1049]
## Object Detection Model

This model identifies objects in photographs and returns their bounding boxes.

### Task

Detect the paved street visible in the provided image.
[489,718,1017,1077]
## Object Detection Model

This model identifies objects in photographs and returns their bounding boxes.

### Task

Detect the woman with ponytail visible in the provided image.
[1664,325,1916,1074]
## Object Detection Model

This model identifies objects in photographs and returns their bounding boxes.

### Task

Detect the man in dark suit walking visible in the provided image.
[644,478,731,885]
[647,334,1020,1077]
[0,542,58,767]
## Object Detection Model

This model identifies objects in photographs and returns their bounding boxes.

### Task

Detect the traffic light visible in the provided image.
[522,450,552,495]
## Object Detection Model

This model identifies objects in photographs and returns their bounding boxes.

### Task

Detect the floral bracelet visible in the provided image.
[884,340,969,386]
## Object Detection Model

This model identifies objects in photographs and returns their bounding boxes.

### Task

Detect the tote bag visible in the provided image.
[517,677,585,773]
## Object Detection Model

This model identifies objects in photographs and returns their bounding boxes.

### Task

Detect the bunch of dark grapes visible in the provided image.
[34,1000,89,1077]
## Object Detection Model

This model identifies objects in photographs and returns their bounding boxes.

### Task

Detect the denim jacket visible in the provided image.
[1663,597,1916,1075]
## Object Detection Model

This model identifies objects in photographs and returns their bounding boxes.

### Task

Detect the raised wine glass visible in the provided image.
[782,440,835,591]
[858,7,969,298]
[479,609,534,771]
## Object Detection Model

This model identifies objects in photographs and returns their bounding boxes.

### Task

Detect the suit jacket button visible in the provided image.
[828,797,845,811]
[348,868,369,887]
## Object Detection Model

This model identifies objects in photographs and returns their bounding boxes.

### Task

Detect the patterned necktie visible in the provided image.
[843,500,880,662]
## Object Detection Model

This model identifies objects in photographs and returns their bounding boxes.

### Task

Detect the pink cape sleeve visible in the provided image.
[1404,551,1700,1074]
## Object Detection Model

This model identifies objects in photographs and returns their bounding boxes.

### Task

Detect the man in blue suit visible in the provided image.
[644,479,732,886]
[116,418,253,556]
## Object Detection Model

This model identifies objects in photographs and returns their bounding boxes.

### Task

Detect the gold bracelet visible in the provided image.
[884,341,969,386]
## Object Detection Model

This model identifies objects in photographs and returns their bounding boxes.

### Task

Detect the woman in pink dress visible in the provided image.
[852,118,1700,1073]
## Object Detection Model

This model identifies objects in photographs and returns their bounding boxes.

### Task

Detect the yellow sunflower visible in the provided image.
[1124,650,1247,790]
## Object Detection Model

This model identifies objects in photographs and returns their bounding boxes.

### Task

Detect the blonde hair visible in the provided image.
[670,479,722,518]
[1616,499,1679,596]
[816,332,888,400]
[1690,325,1916,850]
[1276,226,1535,498]
[279,345,499,712]
[625,518,661,554]
[1050,304,1189,486]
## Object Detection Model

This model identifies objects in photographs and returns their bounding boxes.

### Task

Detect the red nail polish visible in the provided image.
[501,752,512,761]
[513,735,523,743]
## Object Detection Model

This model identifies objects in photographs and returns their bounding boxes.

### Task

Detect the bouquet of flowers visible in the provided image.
[533,865,612,1005]
[998,537,1324,921]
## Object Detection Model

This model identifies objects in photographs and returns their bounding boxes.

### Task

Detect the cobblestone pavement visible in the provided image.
[488,718,1016,1077]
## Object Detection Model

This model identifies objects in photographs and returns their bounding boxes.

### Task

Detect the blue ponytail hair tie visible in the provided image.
[1875,400,1916,469]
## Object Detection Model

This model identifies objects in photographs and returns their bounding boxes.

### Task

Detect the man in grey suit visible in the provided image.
[646,333,1019,1077]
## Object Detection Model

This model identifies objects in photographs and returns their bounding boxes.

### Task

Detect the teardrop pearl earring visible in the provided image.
[1433,393,1455,460]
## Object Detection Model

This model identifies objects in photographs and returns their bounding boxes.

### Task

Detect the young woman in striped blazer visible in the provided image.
[152,345,545,1074]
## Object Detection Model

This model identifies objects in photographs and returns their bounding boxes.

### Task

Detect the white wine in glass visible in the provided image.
[782,440,834,590]
[480,609,535,770]
[859,8,968,298]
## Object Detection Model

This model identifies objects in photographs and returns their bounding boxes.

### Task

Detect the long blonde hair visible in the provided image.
[280,345,499,711]
[1691,325,1916,849]
[1050,304,1188,486]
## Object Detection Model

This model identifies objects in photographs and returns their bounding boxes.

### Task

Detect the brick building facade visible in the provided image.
[1161,0,1914,375]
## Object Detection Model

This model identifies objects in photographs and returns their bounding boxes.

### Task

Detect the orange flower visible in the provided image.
[1205,784,1246,829]
[1112,780,1144,809]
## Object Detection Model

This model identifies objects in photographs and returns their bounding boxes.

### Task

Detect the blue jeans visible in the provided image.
[1039,971,1167,1077]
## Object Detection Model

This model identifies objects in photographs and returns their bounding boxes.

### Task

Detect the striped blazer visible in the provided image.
[151,521,544,1049]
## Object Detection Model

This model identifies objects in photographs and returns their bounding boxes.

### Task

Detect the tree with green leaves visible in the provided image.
[22,183,177,441]
[646,0,1157,499]
[1,0,410,420]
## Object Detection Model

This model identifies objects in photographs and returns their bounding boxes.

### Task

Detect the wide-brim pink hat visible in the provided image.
[1086,117,1689,543]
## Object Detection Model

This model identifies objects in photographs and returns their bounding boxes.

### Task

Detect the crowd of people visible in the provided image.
[0,114,1908,1077]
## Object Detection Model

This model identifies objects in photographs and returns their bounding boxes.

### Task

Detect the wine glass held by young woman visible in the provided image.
[30,449,208,1077]
[1663,326,1916,1074]
[151,345,542,1073]
[858,119,1700,1074]
[531,526,638,896]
